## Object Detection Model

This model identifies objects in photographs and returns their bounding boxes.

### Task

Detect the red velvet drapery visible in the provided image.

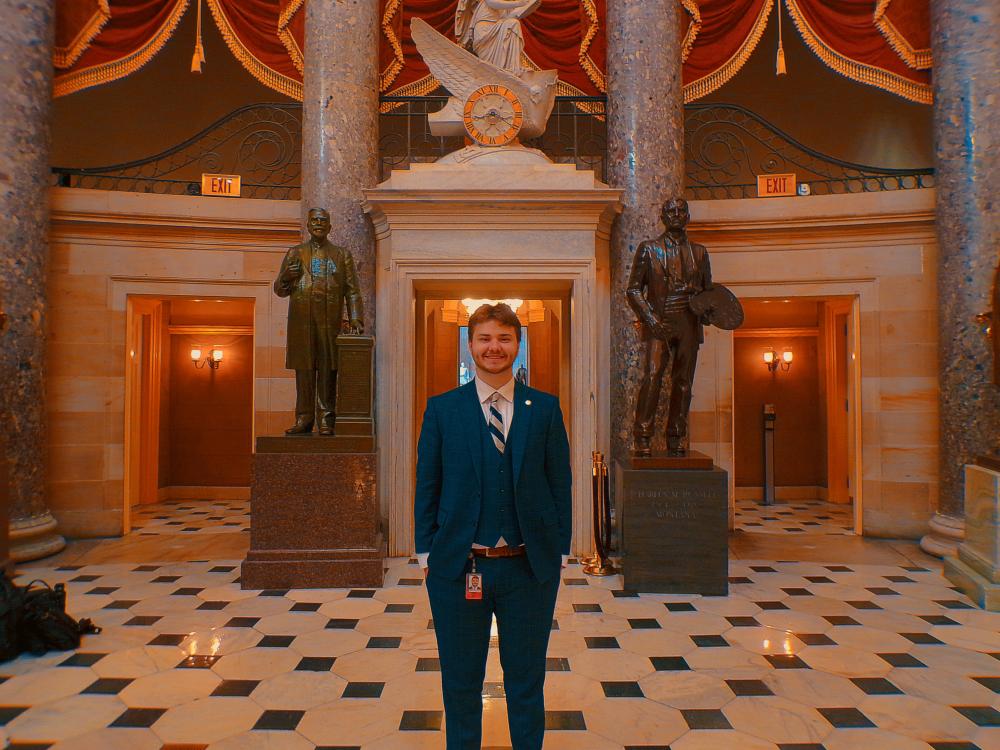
[378,0,605,97]
[53,0,932,105]
[206,0,302,99]
[786,0,931,103]
[53,0,189,97]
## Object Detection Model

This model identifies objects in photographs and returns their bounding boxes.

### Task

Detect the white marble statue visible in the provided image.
[455,0,542,75]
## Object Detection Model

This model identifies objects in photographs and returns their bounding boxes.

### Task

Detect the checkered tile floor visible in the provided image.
[130,499,250,535]
[0,554,996,749]
[735,498,855,536]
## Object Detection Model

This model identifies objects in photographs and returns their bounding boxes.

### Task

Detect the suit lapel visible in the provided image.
[509,381,533,486]
[459,381,483,485]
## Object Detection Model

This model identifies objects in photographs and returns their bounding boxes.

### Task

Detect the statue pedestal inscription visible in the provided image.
[241,438,383,589]
[617,461,728,595]
[944,458,1000,609]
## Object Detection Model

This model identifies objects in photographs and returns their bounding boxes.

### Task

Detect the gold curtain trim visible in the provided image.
[278,0,305,74]
[53,0,112,69]
[578,0,605,91]
[379,0,405,92]
[873,0,932,70]
[785,0,931,103]
[53,0,190,98]
[683,0,773,102]
[379,73,440,112]
[206,0,303,101]
[680,0,701,63]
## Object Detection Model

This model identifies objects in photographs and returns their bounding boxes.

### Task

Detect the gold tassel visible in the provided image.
[191,0,206,73]
[776,0,787,75]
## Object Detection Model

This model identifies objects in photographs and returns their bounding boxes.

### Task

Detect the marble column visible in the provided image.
[300,0,379,329]
[0,0,65,561]
[606,0,686,463]
[921,0,1000,557]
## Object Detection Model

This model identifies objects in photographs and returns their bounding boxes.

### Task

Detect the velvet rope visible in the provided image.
[54,0,190,97]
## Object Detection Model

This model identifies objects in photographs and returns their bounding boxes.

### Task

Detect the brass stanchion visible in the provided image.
[584,451,618,576]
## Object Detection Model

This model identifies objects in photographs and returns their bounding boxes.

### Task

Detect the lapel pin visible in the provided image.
[525,400,532,406]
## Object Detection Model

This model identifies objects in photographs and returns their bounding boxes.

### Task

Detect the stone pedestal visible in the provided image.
[945,461,1000,609]
[242,437,383,589]
[617,461,728,595]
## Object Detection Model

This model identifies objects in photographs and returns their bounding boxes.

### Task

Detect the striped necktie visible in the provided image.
[488,392,505,454]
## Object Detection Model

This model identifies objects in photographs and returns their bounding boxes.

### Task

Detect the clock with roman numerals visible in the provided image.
[462,84,524,147]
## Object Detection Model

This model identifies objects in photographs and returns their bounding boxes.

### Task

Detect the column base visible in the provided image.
[945,552,1000,610]
[10,513,66,562]
[919,512,965,558]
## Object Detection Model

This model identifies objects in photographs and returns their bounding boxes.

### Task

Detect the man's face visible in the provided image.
[662,200,689,231]
[469,319,520,377]
[307,211,331,240]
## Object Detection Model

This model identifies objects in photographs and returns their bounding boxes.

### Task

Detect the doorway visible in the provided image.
[732,296,859,535]
[123,295,255,535]
[416,296,570,412]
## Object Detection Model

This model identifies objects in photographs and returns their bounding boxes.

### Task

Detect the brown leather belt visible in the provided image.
[471,545,526,558]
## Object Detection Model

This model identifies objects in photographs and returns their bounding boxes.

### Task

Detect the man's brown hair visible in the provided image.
[467,303,522,342]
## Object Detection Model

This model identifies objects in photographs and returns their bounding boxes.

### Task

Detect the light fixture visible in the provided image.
[763,347,793,373]
[461,298,524,317]
[763,348,778,372]
[191,347,222,369]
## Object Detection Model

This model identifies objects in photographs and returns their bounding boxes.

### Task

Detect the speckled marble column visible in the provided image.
[300,0,379,330]
[0,0,66,561]
[606,0,685,464]
[921,0,1000,558]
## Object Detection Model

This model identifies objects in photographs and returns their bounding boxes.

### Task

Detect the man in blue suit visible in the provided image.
[415,302,572,750]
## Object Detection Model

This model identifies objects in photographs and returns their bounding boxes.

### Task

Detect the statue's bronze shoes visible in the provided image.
[285,420,314,435]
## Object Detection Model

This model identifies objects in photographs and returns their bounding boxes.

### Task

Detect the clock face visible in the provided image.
[463,85,524,146]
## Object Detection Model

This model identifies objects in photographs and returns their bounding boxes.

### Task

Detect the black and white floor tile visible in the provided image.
[735,498,855,536]
[0,554,996,749]
[130,499,251,536]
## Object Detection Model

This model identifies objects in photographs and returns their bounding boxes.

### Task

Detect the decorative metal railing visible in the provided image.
[51,99,932,200]
[53,103,304,199]
[683,103,934,199]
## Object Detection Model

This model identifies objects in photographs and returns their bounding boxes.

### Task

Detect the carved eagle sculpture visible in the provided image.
[410,17,557,141]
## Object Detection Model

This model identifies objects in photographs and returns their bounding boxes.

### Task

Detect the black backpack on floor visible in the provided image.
[0,576,101,660]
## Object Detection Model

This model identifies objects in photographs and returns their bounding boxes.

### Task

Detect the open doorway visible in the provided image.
[123,296,255,536]
[732,297,859,535]
[416,295,570,416]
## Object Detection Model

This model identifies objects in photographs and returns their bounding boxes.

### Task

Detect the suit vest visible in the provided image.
[474,418,523,548]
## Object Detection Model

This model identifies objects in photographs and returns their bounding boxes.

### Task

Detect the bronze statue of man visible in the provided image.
[274,208,363,435]
[627,198,713,456]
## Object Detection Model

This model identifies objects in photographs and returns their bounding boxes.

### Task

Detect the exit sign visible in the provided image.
[201,173,241,197]
[757,173,797,197]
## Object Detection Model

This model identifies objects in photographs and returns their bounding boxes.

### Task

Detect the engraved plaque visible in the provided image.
[617,462,728,595]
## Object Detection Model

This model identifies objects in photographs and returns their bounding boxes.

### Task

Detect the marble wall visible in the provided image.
[46,185,937,544]
[47,189,299,537]
[687,189,938,539]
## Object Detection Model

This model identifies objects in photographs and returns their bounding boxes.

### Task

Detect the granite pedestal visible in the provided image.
[242,437,383,589]
[945,459,1000,609]
[617,460,728,595]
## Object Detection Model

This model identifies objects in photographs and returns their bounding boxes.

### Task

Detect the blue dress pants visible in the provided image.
[426,555,560,750]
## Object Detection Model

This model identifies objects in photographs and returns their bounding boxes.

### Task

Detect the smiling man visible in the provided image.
[414,302,571,750]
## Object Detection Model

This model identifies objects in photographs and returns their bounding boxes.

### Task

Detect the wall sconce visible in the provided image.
[191,347,223,369]
[763,347,793,373]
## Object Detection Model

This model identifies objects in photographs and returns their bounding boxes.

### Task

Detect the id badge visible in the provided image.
[465,572,483,600]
